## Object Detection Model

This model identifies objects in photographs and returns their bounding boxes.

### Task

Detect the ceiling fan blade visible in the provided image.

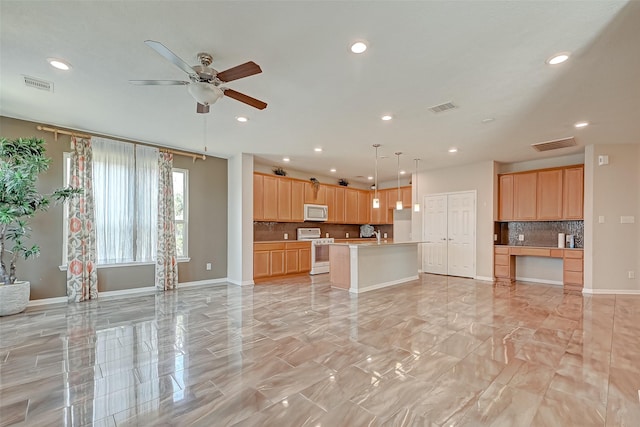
[216,61,262,82]
[144,40,197,76]
[129,80,190,86]
[196,103,210,114]
[223,89,267,110]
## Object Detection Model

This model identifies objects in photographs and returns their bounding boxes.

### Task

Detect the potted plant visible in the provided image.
[0,137,79,316]
[338,178,349,187]
[272,167,287,176]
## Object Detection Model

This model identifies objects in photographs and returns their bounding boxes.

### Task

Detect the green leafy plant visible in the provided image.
[0,137,80,284]
[338,178,349,187]
[272,167,287,176]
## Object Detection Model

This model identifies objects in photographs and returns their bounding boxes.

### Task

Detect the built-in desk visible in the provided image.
[494,245,583,292]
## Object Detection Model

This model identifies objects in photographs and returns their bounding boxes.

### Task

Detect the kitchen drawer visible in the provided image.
[495,265,511,278]
[494,246,509,255]
[564,270,583,285]
[564,258,583,272]
[285,241,311,250]
[510,247,550,257]
[254,242,285,251]
[495,254,510,266]
[564,249,583,259]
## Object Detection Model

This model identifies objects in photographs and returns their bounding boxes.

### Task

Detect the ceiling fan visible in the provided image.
[129,40,267,114]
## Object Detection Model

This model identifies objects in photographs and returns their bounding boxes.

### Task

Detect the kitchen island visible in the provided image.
[329,241,420,293]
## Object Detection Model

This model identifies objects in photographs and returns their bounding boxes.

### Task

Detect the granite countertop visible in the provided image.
[495,244,583,250]
[254,240,311,244]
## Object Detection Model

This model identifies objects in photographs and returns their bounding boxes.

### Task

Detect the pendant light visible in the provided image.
[395,152,403,211]
[372,144,381,209]
[413,158,420,212]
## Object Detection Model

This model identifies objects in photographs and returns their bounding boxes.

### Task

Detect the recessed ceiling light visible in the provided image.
[574,121,589,128]
[236,116,248,123]
[314,147,323,152]
[367,176,373,180]
[381,115,393,121]
[330,168,336,173]
[546,52,570,65]
[282,157,290,162]
[47,58,71,71]
[481,118,495,124]
[448,148,458,153]
[400,170,406,175]
[350,41,367,54]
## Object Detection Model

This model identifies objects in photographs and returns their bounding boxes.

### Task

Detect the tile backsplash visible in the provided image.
[497,221,584,248]
[254,222,393,241]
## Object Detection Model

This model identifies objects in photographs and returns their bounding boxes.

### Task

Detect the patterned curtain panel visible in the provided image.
[156,152,178,290]
[67,137,98,302]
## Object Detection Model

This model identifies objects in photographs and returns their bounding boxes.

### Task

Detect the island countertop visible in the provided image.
[330,241,421,247]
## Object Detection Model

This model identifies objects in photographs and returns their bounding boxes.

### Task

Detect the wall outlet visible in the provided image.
[345,232,349,238]
[629,271,635,279]
[284,233,288,240]
[598,216,605,224]
[621,216,635,224]
[494,234,498,241]
[206,263,212,271]
[384,233,388,239]
[518,234,525,241]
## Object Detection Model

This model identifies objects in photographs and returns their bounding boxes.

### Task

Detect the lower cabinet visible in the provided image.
[563,249,583,292]
[254,241,311,280]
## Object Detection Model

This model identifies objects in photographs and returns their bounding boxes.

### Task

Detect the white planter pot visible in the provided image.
[0,281,30,316]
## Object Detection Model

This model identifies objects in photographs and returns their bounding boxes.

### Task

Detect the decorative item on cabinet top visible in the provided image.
[338,178,349,187]
[272,167,287,176]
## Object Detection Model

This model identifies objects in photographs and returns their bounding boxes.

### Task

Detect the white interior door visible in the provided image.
[423,195,447,275]
[447,192,475,278]
[422,192,476,278]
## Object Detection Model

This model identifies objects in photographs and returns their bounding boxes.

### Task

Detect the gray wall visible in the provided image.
[1,116,228,300]
[585,143,639,292]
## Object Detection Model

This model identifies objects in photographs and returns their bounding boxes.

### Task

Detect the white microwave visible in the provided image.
[304,204,328,221]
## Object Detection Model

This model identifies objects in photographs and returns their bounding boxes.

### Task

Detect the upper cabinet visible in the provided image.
[563,166,584,219]
[304,182,326,204]
[498,165,584,221]
[498,174,514,220]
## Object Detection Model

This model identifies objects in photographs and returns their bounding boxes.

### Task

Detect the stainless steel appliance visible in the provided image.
[297,228,334,275]
[303,204,328,222]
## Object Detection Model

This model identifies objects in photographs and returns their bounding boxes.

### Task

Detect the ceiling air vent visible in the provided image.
[531,137,576,152]
[23,75,53,92]
[429,102,457,113]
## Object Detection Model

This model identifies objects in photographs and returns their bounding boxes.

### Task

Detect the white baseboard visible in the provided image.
[583,288,640,295]
[227,278,255,286]
[178,278,228,288]
[515,276,563,286]
[27,277,231,306]
[349,275,419,294]
[474,276,494,282]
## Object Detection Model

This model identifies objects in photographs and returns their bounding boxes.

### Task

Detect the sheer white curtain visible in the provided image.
[92,138,135,263]
[135,145,158,261]
[91,138,160,265]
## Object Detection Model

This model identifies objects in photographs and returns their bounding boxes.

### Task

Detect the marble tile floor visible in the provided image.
[1,274,639,426]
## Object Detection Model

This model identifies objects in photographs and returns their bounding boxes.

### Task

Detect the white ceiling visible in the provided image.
[1,1,639,183]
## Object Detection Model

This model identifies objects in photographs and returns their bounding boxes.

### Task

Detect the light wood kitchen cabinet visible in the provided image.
[563,249,583,292]
[254,241,310,280]
[357,190,370,224]
[513,172,537,220]
[563,166,584,219]
[498,174,513,220]
[253,174,264,221]
[402,186,412,207]
[262,176,279,221]
[536,169,563,220]
[345,188,359,224]
[334,187,346,224]
[304,182,326,205]
[277,179,292,221]
[291,180,305,221]
[325,186,336,223]
[370,189,388,224]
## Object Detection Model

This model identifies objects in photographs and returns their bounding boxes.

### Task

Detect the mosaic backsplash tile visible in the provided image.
[501,221,584,248]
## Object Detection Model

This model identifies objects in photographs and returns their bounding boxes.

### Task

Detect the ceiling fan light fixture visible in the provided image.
[187,82,223,105]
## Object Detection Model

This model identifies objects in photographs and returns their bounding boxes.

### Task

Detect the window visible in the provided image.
[172,168,188,258]
[63,138,189,266]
